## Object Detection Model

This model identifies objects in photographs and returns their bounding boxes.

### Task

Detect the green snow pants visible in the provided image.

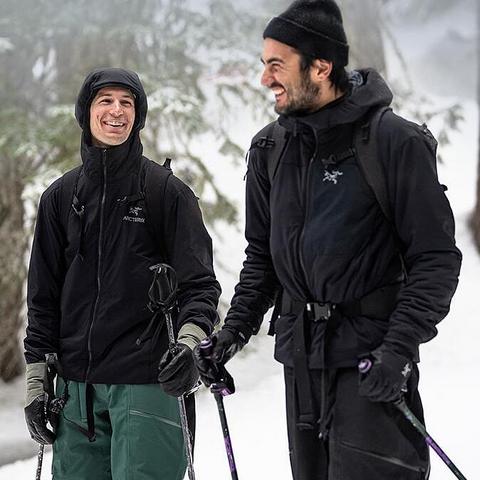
[52,380,194,480]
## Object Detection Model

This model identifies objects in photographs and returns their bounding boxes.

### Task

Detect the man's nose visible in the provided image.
[260,67,272,87]
[110,101,123,115]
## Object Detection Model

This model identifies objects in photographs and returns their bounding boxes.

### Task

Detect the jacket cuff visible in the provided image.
[177,323,208,351]
[25,362,46,407]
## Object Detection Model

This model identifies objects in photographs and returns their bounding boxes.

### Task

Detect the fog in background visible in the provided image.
[0,0,478,474]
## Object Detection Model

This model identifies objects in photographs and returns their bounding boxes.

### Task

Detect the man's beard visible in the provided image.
[274,70,320,116]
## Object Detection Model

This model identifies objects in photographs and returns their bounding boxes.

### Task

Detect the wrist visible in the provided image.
[25,362,46,407]
[178,323,208,351]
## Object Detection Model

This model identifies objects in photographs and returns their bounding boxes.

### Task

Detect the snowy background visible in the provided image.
[0,2,478,480]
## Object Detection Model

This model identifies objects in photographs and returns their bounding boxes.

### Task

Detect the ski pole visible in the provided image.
[36,357,52,480]
[358,359,468,480]
[199,337,239,480]
[35,444,44,480]
[149,263,196,480]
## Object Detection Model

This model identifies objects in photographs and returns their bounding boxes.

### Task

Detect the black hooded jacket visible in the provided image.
[224,69,461,368]
[25,68,221,383]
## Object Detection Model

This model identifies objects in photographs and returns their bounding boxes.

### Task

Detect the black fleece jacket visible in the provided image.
[24,68,221,383]
[224,69,461,368]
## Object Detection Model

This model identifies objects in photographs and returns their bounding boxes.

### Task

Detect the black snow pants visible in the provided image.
[284,366,430,480]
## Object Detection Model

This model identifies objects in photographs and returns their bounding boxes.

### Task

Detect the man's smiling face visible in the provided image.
[89,86,135,147]
[261,38,321,116]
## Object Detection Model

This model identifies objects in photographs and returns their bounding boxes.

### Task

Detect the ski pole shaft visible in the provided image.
[35,444,44,480]
[199,338,239,479]
[358,359,468,480]
[150,263,196,480]
[395,400,467,480]
[214,392,239,480]
[165,309,196,480]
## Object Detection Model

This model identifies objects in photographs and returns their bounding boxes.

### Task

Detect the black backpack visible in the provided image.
[58,157,173,259]
[248,106,439,334]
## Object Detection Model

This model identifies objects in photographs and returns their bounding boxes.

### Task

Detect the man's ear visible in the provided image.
[311,59,333,83]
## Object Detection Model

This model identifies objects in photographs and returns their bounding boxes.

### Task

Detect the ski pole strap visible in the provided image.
[147,263,178,314]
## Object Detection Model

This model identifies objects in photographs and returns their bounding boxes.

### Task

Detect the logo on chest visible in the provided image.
[123,206,146,223]
[322,169,343,185]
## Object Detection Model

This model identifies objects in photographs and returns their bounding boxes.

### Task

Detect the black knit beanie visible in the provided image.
[263,0,349,67]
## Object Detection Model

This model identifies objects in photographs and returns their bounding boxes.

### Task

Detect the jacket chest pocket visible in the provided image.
[107,193,150,248]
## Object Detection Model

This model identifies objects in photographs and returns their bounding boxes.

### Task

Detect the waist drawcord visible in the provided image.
[60,382,96,442]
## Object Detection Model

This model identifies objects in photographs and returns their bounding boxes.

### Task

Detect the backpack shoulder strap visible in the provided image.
[354,106,393,224]
[59,165,83,234]
[250,120,287,184]
[142,157,173,260]
[354,106,410,278]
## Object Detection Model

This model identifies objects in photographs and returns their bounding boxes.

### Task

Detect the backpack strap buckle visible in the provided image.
[254,136,275,149]
[306,302,334,322]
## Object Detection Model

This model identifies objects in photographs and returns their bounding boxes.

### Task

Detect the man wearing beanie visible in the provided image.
[195,1,461,479]
[24,68,220,479]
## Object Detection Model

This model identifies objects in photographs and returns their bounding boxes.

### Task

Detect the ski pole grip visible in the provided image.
[199,337,214,357]
[358,358,373,374]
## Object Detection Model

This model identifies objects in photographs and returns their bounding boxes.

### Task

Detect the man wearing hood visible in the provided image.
[24,68,221,479]
[194,1,461,479]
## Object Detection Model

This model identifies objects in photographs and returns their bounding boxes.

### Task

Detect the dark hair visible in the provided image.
[299,53,349,93]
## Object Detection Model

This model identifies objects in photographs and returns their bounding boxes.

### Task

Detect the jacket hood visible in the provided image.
[75,67,148,143]
[279,68,393,131]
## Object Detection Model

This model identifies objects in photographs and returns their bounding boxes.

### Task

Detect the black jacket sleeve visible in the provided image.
[162,175,221,335]
[24,180,65,363]
[380,116,462,358]
[223,149,282,341]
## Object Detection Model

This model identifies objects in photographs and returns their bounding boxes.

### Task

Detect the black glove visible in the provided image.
[158,343,199,397]
[358,346,413,402]
[193,328,246,387]
[25,394,56,444]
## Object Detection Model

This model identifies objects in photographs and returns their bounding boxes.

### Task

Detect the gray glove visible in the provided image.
[24,363,56,444]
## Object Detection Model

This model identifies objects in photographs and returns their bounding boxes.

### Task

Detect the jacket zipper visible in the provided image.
[298,126,318,298]
[85,149,108,381]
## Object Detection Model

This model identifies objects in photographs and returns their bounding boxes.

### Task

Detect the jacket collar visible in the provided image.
[80,133,143,183]
[278,69,393,134]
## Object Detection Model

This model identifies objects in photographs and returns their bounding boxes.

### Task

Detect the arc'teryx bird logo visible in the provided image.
[323,169,343,184]
[123,206,145,223]
[129,206,142,216]
[402,362,412,378]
